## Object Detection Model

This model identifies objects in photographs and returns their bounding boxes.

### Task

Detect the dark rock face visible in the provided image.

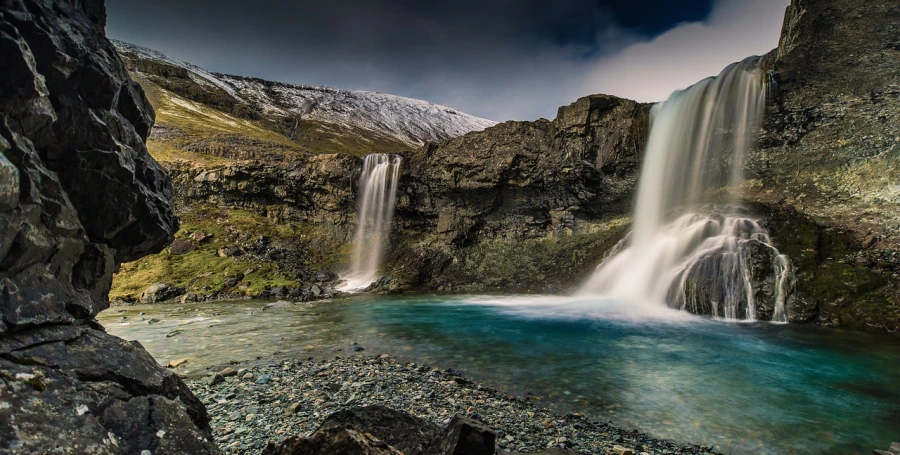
[0,0,217,453]
[405,95,647,245]
[749,0,900,330]
[172,154,358,229]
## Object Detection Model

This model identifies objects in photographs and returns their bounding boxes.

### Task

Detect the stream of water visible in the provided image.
[99,295,900,454]
[340,153,402,291]
[581,56,792,322]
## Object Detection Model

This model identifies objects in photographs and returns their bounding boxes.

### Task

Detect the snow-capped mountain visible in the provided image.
[112,40,496,147]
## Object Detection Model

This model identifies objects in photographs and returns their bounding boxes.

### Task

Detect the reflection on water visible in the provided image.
[98,294,900,454]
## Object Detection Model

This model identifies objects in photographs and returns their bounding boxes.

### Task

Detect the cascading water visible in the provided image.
[580,56,792,322]
[340,154,402,291]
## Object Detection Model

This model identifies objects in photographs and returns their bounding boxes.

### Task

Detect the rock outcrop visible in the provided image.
[0,0,218,452]
[748,0,900,329]
[405,94,647,245]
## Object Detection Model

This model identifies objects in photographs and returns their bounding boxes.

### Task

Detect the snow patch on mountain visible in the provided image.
[113,40,496,146]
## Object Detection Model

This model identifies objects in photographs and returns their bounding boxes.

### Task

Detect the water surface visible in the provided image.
[98,294,900,454]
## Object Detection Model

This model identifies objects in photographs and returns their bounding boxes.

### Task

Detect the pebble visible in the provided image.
[166,358,187,368]
[220,367,237,377]
[186,356,719,455]
[208,373,225,386]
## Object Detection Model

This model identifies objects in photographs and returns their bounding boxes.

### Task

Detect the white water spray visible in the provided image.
[340,154,402,291]
[580,56,791,322]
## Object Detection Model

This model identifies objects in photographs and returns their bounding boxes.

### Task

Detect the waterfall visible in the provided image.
[580,56,792,322]
[340,154,402,291]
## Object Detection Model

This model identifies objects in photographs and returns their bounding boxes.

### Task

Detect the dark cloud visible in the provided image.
[106,0,788,121]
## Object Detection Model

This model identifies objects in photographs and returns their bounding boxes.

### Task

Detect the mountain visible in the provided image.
[112,40,496,159]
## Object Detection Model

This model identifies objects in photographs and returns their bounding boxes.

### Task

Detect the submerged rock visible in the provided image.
[167,358,189,368]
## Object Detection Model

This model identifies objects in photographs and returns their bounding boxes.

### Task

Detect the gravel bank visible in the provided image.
[186,354,718,455]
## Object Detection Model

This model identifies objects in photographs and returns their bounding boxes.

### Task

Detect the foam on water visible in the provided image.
[460,294,696,323]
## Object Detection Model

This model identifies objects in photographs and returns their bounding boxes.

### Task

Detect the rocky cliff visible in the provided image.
[389,95,647,291]
[747,0,900,330]
[0,0,219,452]
[116,94,647,301]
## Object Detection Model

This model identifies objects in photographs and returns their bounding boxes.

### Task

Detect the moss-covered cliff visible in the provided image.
[746,0,900,330]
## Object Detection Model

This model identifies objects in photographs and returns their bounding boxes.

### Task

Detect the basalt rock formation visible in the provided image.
[747,0,900,330]
[0,0,218,453]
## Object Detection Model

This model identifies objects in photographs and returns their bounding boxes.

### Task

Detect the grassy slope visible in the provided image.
[111,205,351,300]
[136,74,305,165]
[136,73,413,161]
[113,76,364,299]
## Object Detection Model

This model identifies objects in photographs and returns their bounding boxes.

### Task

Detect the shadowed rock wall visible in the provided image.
[0,0,219,452]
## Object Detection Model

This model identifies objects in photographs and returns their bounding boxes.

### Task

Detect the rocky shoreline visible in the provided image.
[186,354,719,455]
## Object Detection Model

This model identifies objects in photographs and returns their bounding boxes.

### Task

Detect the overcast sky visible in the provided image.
[106,0,789,121]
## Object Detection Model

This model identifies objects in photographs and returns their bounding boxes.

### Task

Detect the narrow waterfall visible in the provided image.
[340,154,402,291]
[580,56,792,322]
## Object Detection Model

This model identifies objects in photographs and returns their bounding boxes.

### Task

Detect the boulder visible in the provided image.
[264,406,496,455]
[262,427,404,455]
[192,230,214,243]
[168,238,197,255]
[217,246,242,257]
[314,270,336,283]
[140,282,185,304]
[318,406,441,455]
[436,416,496,455]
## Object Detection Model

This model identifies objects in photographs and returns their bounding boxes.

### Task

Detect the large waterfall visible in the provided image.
[580,56,792,322]
[340,154,402,291]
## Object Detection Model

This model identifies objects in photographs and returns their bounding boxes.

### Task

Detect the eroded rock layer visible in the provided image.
[0,0,218,452]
